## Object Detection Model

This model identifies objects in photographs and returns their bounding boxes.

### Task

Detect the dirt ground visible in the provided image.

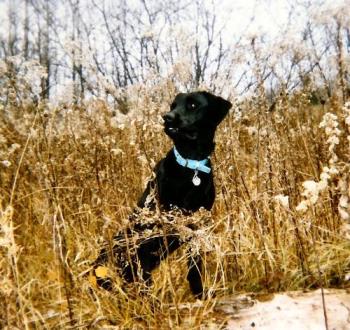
[211,289,350,330]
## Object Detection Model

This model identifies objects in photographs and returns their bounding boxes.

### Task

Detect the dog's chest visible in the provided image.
[156,159,214,211]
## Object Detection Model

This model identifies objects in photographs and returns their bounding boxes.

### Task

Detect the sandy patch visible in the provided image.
[214,289,350,330]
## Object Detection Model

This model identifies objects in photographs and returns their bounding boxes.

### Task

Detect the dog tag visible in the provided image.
[192,170,201,186]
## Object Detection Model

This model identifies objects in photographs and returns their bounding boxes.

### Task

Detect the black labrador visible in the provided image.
[93,91,231,298]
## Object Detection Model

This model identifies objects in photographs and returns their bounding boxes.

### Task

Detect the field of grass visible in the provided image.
[0,88,349,329]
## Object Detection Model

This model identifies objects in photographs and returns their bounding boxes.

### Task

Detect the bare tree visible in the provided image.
[7,0,19,56]
[23,0,30,60]
[68,0,85,102]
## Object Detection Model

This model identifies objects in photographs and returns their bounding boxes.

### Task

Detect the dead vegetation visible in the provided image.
[0,85,349,328]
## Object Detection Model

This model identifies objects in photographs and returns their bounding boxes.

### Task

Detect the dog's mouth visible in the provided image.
[164,125,198,140]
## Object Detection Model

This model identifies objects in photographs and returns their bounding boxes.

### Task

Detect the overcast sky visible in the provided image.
[1,0,348,52]
[1,0,347,40]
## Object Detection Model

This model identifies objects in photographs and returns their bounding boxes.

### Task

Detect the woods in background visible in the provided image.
[0,0,349,107]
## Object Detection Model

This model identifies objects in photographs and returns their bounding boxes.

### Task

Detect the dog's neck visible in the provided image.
[172,137,215,160]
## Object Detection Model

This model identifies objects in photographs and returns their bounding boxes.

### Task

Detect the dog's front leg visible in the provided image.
[136,235,182,285]
[187,252,204,299]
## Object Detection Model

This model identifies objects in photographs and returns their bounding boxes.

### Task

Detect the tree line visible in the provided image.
[0,0,349,107]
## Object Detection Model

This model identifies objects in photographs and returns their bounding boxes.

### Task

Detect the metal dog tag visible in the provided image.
[192,170,201,186]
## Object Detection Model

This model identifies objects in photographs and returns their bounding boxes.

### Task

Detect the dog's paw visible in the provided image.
[96,277,113,291]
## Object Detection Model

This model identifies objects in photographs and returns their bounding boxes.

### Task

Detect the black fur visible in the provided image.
[94,91,231,298]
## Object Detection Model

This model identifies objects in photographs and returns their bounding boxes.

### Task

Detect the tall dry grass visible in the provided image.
[0,83,349,328]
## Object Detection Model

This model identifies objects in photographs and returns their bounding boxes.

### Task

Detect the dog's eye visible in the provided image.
[188,102,196,110]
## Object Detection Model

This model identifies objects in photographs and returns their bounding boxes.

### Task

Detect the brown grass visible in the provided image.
[0,89,349,329]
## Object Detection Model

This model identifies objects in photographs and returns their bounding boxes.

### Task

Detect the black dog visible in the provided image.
[94,91,231,298]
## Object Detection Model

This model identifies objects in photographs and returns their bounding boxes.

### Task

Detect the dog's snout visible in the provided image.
[163,112,176,124]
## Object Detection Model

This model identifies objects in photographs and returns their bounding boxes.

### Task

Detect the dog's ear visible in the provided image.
[202,91,232,126]
[213,95,232,125]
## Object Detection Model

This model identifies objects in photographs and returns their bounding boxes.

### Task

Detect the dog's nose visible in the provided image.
[162,112,176,124]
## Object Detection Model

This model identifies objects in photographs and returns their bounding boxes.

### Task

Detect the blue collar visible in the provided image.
[173,147,211,174]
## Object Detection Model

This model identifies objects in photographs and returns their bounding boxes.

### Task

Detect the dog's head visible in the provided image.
[163,92,232,140]
[163,91,232,140]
